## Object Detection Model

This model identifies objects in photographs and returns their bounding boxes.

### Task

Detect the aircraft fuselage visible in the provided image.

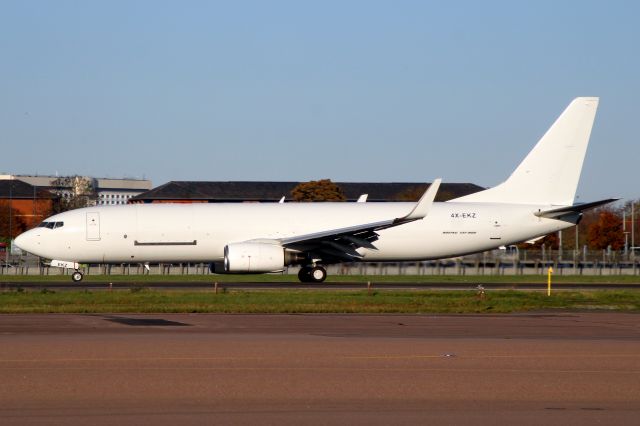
[16,201,571,264]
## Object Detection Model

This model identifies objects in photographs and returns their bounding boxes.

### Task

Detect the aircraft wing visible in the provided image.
[534,198,618,219]
[280,179,441,261]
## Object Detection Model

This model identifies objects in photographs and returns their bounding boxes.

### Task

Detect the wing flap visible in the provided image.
[280,219,392,247]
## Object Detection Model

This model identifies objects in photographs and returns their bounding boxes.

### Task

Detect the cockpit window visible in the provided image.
[38,221,64,229]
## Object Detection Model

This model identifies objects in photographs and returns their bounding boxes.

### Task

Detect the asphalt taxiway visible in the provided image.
[1,313,639,425]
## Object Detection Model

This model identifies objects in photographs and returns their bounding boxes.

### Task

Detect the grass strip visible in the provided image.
[1,274,640,284]
[1,289,640,314]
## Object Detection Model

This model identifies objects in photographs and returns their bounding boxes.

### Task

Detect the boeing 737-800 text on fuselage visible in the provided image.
[15,98,615,282]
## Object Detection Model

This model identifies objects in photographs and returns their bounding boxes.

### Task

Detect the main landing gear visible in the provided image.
[71,270,84,282]
[298,265,327,283]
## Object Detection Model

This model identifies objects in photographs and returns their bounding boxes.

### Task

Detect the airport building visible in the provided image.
[129,181,484,203]
[0,175,153,206]
[0,179,55,231]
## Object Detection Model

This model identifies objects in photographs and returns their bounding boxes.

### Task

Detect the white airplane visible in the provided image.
[15,97,615,283]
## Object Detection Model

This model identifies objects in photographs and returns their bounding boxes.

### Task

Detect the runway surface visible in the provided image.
[3,280,640,291]
[1,313,640,425]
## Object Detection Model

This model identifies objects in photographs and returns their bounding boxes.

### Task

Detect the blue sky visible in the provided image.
[2,0,639,202]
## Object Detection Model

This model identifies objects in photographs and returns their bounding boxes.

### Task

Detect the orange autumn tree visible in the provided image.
[0,201,27,240]
[587,210,624,250]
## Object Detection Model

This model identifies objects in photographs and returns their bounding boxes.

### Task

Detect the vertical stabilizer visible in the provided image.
[454,97,599,205]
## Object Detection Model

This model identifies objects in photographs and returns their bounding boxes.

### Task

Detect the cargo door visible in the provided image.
[86,212,101,241]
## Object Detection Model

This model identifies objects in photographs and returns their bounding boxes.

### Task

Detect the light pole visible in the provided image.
[632,202,636,259]
[625,232,630,259]
[558,230,562,260]
[6,182,12,267]
[575,224,579,261]
[623,210,627,257]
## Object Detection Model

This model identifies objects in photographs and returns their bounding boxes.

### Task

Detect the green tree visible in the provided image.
[291,179,346,202]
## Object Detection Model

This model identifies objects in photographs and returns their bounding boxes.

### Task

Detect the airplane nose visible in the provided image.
[14,230,35,254]
[14,233,24,249]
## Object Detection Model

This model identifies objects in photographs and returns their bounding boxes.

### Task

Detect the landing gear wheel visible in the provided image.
[309,266,327,283]
[297,266,328,283]
[298,267,310,283]
[71,271,84,283]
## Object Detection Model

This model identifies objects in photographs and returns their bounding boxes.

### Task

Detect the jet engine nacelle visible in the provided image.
[224,242,285,273]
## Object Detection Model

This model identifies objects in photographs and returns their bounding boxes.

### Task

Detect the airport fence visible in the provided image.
[1,248,640,277]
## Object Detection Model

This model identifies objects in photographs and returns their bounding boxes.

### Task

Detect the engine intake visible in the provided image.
[224,242,285,273]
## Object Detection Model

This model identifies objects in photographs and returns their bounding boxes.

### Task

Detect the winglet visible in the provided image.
[401,179,441,221]
[281,179,442,247]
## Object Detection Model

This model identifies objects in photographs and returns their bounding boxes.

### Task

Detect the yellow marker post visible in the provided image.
[547,266,554,296]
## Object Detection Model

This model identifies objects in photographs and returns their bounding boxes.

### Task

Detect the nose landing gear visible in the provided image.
[49,260,83,283]
[297,265,327,283]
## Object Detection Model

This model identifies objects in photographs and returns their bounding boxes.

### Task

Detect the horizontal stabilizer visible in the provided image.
[525,236,545,244]
[534,198,618,219]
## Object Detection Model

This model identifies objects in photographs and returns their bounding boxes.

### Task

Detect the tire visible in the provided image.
[71,271,84,282]
[309,266,327,283]
[298,267,311,283]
